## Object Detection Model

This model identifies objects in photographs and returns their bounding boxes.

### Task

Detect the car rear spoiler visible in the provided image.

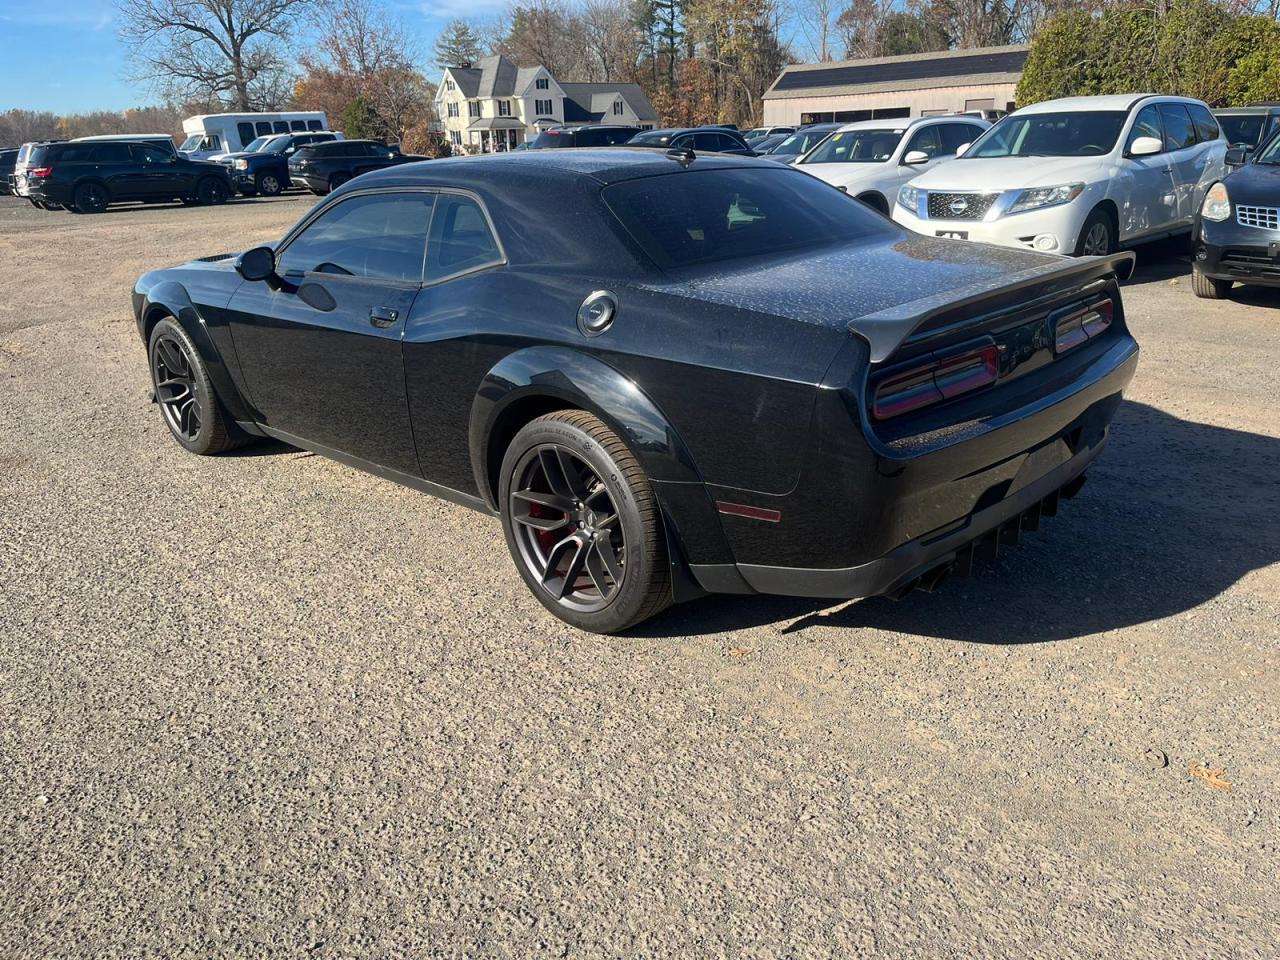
[848,251,1136,363]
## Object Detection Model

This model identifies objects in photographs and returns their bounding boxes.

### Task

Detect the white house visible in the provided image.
[436,55,658,153]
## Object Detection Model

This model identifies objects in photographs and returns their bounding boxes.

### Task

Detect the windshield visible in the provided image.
[603,167,892,270]
[1217,115,1268,148]
[243,136,281,153]
[771,129,831,157]
[179,134,204,152]
[966,112,1127,158]
[801,129,903,164]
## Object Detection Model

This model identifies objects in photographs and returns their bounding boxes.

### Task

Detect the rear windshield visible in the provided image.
[966,111,1127,158]
[529,130,575,148]
[802,128,903,164]
[602,167,891,270]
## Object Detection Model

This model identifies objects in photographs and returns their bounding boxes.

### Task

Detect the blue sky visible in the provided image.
[0,0,512,114]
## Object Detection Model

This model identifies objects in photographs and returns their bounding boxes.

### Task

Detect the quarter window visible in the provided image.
[1126,105,1163,153]
[1159,103,1196,151]
[278,192,435,283]
[426,194,502,281]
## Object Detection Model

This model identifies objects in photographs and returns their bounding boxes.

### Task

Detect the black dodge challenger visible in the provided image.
[132,150,1139,633]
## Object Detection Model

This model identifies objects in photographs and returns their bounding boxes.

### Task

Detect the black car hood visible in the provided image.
[1226,161,1280,206]
[646,233,1065,360]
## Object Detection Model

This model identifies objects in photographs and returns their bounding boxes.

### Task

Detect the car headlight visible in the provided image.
[1201,182,1230,222]
[233,159,249,170]
[1008,183,1084,214]
[898,183,919,211]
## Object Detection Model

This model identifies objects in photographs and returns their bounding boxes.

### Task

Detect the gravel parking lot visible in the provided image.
[1,192,1277,958]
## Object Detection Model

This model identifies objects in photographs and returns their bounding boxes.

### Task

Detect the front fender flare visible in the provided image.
[470,345,734,574]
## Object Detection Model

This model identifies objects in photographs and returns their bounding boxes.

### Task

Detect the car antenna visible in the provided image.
[667,145,696,167]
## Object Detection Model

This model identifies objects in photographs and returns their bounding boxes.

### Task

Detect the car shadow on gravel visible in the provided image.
[639,400,1280,644]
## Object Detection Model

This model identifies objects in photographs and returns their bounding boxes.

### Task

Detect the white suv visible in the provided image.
[793,115,990,214]
[892,94,1227,256]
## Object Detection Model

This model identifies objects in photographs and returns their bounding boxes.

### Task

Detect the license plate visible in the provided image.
[936,230,969,240]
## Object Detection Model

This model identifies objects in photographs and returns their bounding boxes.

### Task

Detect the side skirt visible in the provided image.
[257,425,495,516]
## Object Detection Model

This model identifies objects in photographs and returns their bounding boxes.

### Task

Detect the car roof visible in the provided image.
[832,115,984,133]
[1213,106,1280,115]
[1015,94,1206,114]
[72,134,172,141]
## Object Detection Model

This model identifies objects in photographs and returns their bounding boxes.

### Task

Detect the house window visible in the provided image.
[497,100,511,117]
[468,101,481,118]
[450,130,462,146]
[535,99,553,116]
[613,100,623,116]
[536,78,549,90]
[446,79,455,91]
[447,102,459,118]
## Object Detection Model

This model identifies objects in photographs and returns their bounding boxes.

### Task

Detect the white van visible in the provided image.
[179,112,329,160]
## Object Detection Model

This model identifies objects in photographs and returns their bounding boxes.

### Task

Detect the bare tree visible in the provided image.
[581,0,640,80]
[796,0,838,61]
[116,0,315,109]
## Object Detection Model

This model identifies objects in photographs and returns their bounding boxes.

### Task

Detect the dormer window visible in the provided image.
[445,78,455,91]
[613,100,624,116]
[535,77,549,90]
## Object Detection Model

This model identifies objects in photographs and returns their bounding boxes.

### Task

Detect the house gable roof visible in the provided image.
[559,82,658,122]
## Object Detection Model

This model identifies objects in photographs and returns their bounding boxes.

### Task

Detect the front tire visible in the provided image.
[196,177,229,205]
[148,318,248,455]
[255,172,282,196]
[499,411,671,633]
[1191,265,1232,299]
[1075,208,1115,257]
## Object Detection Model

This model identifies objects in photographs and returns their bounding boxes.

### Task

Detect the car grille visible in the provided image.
[1236,205,1279,230]
[1221,249,1280,278]
[927,192,998,221]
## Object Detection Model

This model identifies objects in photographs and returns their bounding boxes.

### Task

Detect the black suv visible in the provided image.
[0,148,16,195]
[288,140,422,194]
[21,140,234,213]
[1214,104,1280,162]
[528,125,639,149]
[626,127,755,155]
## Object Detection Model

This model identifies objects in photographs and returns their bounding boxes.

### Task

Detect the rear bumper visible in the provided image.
[1194,215,1280,285]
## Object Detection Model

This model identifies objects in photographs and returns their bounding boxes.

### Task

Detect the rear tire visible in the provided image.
[1191,265,1232,299]
[73,182,109,214]
[148,318,250,455]
[328,172,350,193]
[499,410,671,634]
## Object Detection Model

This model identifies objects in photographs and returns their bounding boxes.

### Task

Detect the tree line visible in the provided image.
[2,0,1277,152]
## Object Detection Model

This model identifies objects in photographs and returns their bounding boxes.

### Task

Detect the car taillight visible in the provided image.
[872,342,999,420]
[27,166,52,177]
[1054,299,1113,355]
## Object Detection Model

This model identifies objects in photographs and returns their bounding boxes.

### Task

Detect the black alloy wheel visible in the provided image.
[148,318,246,455]
[197,177,228,205]
[499,411,671,633]
[73,182,109,214]
[256,172,282,196]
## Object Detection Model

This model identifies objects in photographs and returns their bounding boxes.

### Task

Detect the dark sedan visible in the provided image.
[287,139,422,194]
[1192,135,1280,298]
[131,150,1138,633]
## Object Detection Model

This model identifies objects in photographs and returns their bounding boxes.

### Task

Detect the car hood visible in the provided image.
[911,155,1104,191]
[1225,161,1280,206]
[798,161,895,187]
[645,232,1063,361]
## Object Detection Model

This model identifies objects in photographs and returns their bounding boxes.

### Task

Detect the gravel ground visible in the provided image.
[1,192,1277,959]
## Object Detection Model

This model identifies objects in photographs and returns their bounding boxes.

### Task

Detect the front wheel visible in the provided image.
[499,411,671,633]
[255,172,282,196]
[1191,265,1232,299]
[196,177,229,205]
[1074,209,1115,257]
[148,318,248,455]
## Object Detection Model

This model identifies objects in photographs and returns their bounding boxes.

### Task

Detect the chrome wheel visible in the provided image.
[509,444,625,613]
[1081,221,1110,256]
[258,173,281,196]
[151,332,202,442]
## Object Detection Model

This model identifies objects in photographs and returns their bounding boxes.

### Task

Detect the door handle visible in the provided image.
[369,306,399,328]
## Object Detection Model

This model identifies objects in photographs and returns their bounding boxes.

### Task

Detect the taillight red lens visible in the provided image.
[27,166,52,177]
[1055,299,1113,354]
[873,343,999,420]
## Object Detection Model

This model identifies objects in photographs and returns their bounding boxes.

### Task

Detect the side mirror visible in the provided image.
[1225,147,1247,166]
[235,246,277,283]
[1128,136,1162,157]
[955,142,971,157]
[903,150,930,165]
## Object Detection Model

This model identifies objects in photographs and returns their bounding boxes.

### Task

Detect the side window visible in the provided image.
[672,134,694,151]
[256,121,273,136]
[290,120,306,131]
[307,120,323,131]
[237,122,255,146]
[59,145,96,162]
[940,123,980,154]
[273,121,289,133]
[1187,103,1219,143]
[206,135,221,151]
[692,132,723,151]
[1159,104,1196,151]
[277,192,435,282]
[134,144,172,164]
[426,194,502,281]
[905,124,942,158]
[92,143,132,163]
[1127,105,1163,153]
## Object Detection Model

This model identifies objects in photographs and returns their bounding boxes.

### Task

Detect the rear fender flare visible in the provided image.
[470,346,733,576]
[139,280,256,425]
